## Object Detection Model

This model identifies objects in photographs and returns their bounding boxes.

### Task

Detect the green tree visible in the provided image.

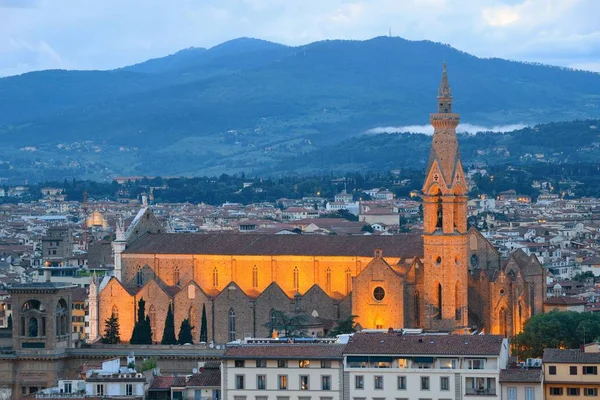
[130,297,152,344]
[178,318,194,344]
[264,310,309,338]
[101,312,121,344]
[328,315,358,337]
[514,311,600,359]
[161,303,177,345]
[200,304,208,343]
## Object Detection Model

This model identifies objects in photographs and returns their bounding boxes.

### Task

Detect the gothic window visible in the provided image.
[455,281,461,321]
[414,291,421,327]
[149,305,156,340]
[174,267,180,286]
[345,268,352,294]
[293,267,299,292]
[437,284,443,320]
[470,254,479,268]
[112,305,119,320]
[325,268,331,293]
[436,197,443,229]
[499,308,508,337]
[228,309,236,342]
[213,267,219,287]
[136,267,143,286]
[529,284,535,316]
[252,266,258,289]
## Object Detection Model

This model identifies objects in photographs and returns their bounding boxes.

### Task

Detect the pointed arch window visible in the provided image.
[437,284,443,320]
[293,267,299,292]
[112,305,119,320]
[345,268,352,294]
[325,267,332,293]
[252,266,258,289]
[414,291,421,327]
[499,308,508,337]
[149,305,156,340]
[174,267,180,286]
[436,197,443,229]
[213,267,219,288]
[228,309,236,342]
[136,267,143,286]
[455,281,461,321]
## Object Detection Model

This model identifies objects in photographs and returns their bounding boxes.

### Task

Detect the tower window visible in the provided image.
[174,267,180,286]
[435,256,442,265]
[436,197,443,229]
[325,267,331,293]
[136,267,143,286]
[345,268,352,293]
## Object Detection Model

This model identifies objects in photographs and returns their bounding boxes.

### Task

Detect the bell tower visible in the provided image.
[421,63,468,331]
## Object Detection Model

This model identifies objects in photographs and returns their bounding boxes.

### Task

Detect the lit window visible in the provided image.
[299,360,310,368]
[300,375,309,390]
[278,375,287,390]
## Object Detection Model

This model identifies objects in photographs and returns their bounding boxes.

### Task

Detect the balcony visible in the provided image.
[465,377,497,396]
[465,388,497,396]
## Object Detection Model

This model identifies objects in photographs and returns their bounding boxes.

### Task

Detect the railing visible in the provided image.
[465,388,497,396]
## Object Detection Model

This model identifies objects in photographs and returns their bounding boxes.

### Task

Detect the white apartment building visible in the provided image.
[344,333,510,400]
[222,342,345,400]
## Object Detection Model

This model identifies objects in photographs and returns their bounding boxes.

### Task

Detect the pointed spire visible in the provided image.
[438,62,451,98]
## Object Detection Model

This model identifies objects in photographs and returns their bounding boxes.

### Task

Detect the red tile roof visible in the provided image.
[124,233,423,258]
[186,367,221,387]
[544,297,587,305]
[344,333,506,356]
[499,368,543,383]
[543,349,600,363]
[149,375,187,389]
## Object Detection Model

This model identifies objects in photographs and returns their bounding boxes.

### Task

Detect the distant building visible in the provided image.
[543,345,600,399]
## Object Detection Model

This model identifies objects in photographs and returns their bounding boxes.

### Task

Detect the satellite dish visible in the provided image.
[192,368,198,374]
[216,345,221,349]
[209,343,214,349]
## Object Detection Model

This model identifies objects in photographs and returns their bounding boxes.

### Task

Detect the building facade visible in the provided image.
[543,345,600,399]
[91,65,546,345]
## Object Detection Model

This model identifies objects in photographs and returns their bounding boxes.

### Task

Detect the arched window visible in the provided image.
[499,308,507,337]
[252,266,258,289]
[228,309,236,342]
[325,267,331,293]
[174,267,180,286]
[149,305,156,341]
[436,197,443,229]
[112,305,119,320]
[437,284,443,320]
[136,267,143,286]
[345,268,352,294]
[455,281,461,321]
[293,267,299,292]
[212,267,219,287]
[414,291,421,327]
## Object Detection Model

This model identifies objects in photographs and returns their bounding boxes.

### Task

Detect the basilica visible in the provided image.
[90,65,546,344]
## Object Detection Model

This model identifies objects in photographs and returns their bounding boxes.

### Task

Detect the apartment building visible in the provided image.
[543,343,600,399]
[222,342,345,400]
[343,333,509,400]
[499,368,543,400]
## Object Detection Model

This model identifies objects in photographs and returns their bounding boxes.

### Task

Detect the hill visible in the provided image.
[0,36,599,180]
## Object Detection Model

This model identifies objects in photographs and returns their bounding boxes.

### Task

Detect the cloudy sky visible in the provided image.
[0,0,598,77]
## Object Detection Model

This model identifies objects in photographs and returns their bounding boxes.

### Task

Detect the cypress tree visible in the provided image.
[178,318,194,345]
[130,297,151,344]
[200,304,208,343]
[102,313,121,344]
[161,303,177,345]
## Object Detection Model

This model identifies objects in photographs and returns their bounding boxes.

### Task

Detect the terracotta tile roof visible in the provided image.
[543,349,600,364]
[149,375,187,389]
[499,368,543,383]
[124,233,423,258]
[344,333,506,356]
[223,344,346,360]
[544,297,587,305]
[186,367,221,387]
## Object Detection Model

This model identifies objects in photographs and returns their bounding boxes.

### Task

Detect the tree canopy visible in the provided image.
[101,312,121,344]
[514,311,600,359]
[130,297,152,344]
[161,303,177,345]
[178,318,194,345]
